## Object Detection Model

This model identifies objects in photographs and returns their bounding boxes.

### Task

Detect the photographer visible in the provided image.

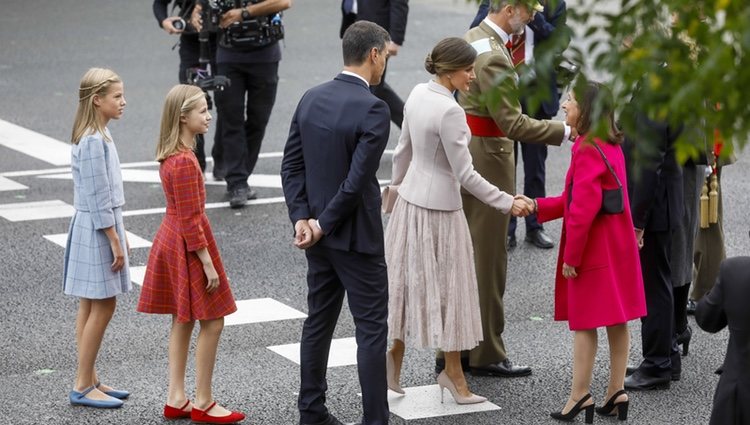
[198,0,292,208]
[153,0,225,178]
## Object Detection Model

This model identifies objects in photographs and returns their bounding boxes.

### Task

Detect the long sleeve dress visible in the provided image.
[138,151,236,322]
[63,129,131,299]
[386,81,514,351]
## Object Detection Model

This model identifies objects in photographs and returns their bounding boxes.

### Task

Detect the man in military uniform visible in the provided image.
[458,0,573,377]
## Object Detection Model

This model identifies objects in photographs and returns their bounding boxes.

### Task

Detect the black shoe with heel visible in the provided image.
[551,393,594,423]
[675,325,692,356]
[596,389,629,421]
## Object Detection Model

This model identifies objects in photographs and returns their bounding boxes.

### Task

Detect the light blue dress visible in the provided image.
[63,129,131,299]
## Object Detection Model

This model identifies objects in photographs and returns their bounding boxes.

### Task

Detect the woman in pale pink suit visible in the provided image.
[524,82,646,423]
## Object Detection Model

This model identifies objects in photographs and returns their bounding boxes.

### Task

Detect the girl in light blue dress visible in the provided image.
[62,68,131,409]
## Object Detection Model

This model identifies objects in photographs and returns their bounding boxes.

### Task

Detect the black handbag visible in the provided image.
[567,143,624,215]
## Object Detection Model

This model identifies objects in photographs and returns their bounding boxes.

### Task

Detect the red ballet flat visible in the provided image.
[163,400,192,420]
[190,401,245,424]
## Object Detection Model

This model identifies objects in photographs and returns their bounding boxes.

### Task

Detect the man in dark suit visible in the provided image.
[624,113,685,391]
[281,21,392,425]
[340,0,408,128]
[470,0,568,249]
[695,246,750,425]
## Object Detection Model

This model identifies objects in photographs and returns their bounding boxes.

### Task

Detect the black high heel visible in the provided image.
[595,389,629,420]
[675,325,692,356]
[551,393,594,423]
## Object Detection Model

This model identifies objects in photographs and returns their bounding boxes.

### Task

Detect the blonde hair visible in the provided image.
[156,84,206,162]
[70,68,122,144]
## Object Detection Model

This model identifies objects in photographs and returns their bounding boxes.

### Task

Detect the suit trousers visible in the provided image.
[299,245,389,425]
[639,229,680,377]
[508,138,549,236]
[461,135,515,366]
[371,60,404,128]
[216,61,279,191]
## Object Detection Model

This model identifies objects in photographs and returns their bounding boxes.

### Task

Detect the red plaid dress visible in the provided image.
[137,151,237,322]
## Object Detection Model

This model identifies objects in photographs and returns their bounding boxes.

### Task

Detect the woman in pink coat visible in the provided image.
[523,82,646,423]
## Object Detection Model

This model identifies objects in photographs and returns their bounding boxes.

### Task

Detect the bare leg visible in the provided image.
[167,317,195,410]
[604,324,630,404]
[389,339,405,385]
[194,318,232,417]
[74,297,116,401]
[562,329,597,413]
[444,351,473,397]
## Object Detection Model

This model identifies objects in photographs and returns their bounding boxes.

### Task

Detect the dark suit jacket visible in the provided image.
[345,0,409,45]
[695,256,750,425]
[281,74,390,256]
[624,114,684,232]
[470,0,568,117]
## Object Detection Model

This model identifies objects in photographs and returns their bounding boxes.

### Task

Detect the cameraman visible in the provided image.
[205,0,292,208]
[153,0,225,178]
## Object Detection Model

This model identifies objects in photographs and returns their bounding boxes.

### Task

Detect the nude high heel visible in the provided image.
[386,351,405,394]
[436,371,487,404]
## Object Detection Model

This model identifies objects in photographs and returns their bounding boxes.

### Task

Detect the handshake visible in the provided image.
[293,218,324,250]
[511,194,536,217]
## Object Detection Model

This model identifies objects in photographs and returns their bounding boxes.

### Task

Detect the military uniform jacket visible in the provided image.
[459,20,565,153]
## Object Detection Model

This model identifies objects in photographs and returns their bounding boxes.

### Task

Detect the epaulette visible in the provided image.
[470,36,502,56]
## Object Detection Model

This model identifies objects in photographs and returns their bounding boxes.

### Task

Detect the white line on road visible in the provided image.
[0,176,27,191]
[0,119,71,166]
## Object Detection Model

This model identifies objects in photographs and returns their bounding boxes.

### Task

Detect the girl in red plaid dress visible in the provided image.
[138,85,244,424]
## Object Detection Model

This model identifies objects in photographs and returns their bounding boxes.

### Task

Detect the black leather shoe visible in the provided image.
[507,234,517,248]
[525,229,554,249]
[434,356,470,374]
[624,369,671,391]
[686,299,697,315]
[229,188,248,208]
[675,325,692,356]
[627,365,680,381]
[300,414,358,425]
[470,359,532,377]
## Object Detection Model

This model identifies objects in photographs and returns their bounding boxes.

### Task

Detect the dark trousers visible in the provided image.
[179,36,222,172]
[216,61,279,191]
[508,112,550,236]
[299,245,389,425]
[639,229,680,377]
[371,61,403,128]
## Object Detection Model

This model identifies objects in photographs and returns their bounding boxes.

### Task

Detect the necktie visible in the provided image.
[511,32,525,67]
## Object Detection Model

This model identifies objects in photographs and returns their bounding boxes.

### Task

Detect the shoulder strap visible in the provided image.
[592,143,623,188]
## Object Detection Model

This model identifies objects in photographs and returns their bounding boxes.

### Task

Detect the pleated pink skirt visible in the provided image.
[385,197,483,351]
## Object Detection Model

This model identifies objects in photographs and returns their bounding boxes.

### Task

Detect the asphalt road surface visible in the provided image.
[0,0,747,424]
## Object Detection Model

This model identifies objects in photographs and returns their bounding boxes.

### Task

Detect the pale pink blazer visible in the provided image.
[391,80,513,212]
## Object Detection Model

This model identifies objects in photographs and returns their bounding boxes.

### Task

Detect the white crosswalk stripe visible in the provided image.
[0,119,71,165]
[0,200,75,222]
[268,337,358,367]
[225,298,307,326]
[0,176,27,191]
[43,231,152,249]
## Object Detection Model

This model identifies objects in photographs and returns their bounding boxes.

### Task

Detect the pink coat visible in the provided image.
[537,137,646,330]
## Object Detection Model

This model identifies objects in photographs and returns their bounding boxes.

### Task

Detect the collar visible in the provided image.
[427,79,455,98]
[482,17,512,46]
[341,70,369,87]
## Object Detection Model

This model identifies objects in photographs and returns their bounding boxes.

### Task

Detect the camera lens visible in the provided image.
[173,18,186,30]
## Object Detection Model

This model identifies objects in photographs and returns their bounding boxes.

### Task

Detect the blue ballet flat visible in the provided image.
[69,385,123,408]
[96,382,130,400]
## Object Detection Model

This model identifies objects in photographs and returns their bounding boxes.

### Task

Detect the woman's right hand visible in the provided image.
[203,261,220,293]
[109,239,125,272]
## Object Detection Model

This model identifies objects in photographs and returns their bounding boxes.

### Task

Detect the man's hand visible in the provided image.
[307,218,324,246]
[294,219,313,249]
[387,41,400,57]
[161,17,184,34]
[220,8,243,29]
[635,228,644,250]
[191,4,203,32]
